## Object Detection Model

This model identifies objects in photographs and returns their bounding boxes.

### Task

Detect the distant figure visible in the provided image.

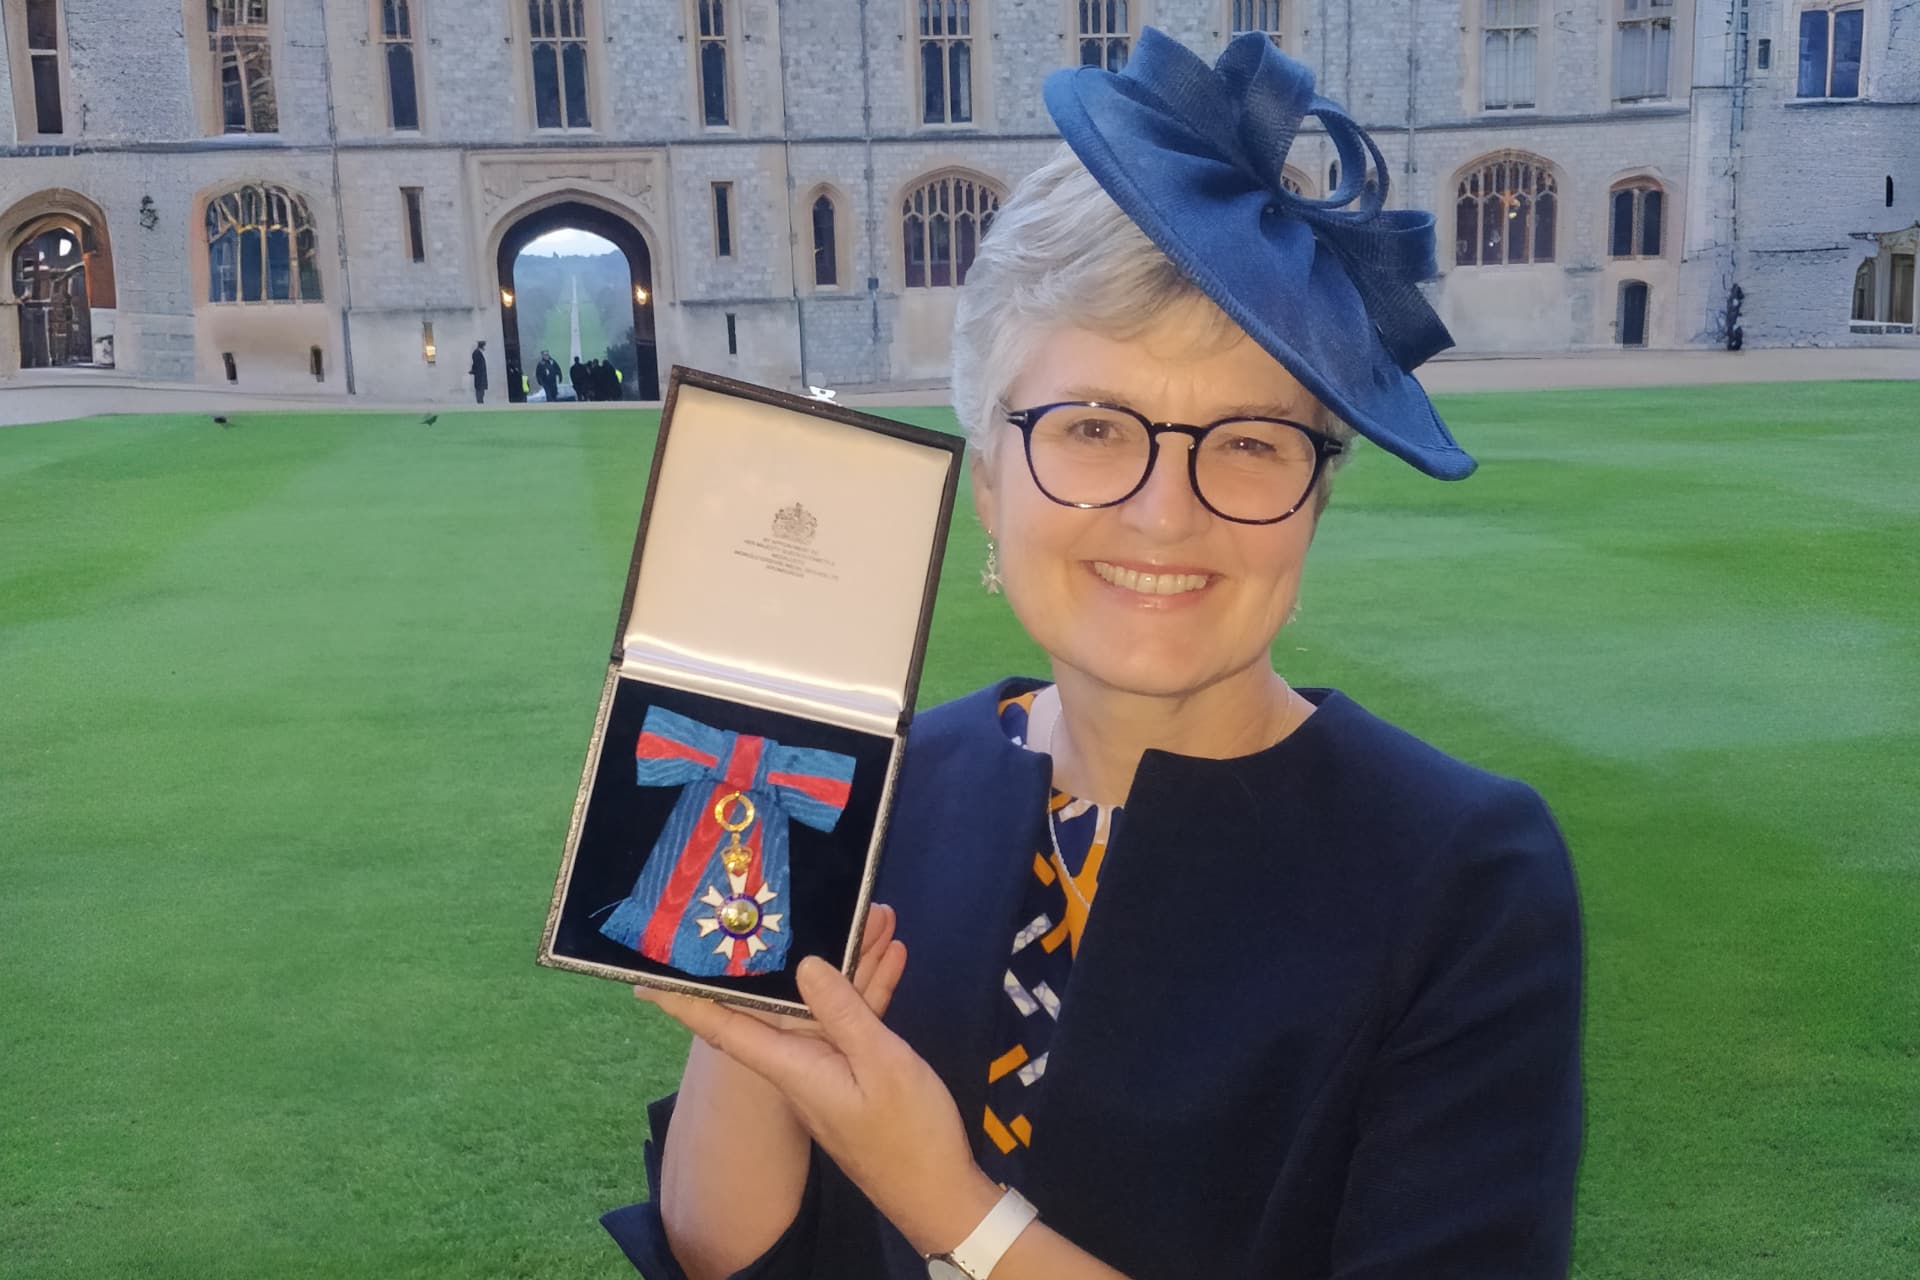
[469,340,488,404]
[536,349,562,403]
[597,360,619,402]
[569,357,587,402]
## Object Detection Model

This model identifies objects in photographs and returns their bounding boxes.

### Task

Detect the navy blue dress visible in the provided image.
[604,679,1584,1279]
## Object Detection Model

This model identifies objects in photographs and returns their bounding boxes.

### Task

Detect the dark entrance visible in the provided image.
[13,221,98,367]
[495,200,659,401]
[1618,280,1649,348]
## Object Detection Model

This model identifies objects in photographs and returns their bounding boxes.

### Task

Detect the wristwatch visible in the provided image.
[924,1186,1039,1279]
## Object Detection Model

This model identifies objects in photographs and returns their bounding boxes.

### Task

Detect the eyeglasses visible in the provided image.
[1003,401,1345,525]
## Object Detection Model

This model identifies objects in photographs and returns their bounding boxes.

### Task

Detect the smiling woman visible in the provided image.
[608,27,1582,1280]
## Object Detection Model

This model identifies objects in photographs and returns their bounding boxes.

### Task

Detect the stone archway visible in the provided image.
[494,199,659,401]
[0,188,117,372]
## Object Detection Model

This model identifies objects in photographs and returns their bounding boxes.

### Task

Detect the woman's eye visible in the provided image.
[1219,433,1277,456]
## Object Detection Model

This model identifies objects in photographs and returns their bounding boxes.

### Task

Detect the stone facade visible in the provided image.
[0,1,1912,401]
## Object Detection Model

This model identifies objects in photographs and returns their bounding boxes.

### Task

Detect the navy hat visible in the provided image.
[1043,28,1474,480]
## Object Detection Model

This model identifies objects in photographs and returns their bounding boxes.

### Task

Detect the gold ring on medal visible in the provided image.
[713,790,756,832]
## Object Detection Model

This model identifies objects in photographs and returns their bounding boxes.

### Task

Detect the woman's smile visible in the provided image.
[1085,560,1215,601]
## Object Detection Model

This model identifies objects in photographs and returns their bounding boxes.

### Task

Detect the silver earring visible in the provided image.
[981,537,1003,594]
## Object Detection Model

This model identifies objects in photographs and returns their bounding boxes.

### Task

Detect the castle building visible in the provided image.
[0,2,1912,401]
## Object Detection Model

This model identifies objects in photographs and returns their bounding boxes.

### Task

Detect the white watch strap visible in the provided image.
[945,1187,1039,1279]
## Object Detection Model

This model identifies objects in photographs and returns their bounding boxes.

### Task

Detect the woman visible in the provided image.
[606,29,1582,1280]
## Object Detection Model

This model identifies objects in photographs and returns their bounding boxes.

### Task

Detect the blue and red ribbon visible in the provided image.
[599,706,856,977]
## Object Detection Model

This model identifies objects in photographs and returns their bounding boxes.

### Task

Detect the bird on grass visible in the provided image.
[212,415,230,426]
[421,414,438,425]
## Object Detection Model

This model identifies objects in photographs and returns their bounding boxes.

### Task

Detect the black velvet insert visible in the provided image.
[549,676,894,1007]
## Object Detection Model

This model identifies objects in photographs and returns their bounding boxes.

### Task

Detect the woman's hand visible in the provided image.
[639,906,1001,1258]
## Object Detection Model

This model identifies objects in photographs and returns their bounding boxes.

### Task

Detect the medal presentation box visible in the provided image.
[538,367,965,1015]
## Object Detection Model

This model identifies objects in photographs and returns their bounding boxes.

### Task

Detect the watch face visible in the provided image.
[925,1258,972,1280]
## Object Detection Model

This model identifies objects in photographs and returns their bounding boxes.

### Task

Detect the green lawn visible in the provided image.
[2,385,1916,1278]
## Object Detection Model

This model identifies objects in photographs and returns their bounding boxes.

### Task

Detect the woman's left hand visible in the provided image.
[646,947,1003,1257]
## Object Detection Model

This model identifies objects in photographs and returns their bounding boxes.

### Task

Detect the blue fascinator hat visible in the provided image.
[1043,28,1474,480]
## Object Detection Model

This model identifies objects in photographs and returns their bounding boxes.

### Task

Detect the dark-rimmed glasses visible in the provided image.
[1003,401,1345,524]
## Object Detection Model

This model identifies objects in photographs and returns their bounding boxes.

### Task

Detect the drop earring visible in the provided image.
[981,536,1004,594]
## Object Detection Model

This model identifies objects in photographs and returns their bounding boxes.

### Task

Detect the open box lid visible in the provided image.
[614,367,965,738]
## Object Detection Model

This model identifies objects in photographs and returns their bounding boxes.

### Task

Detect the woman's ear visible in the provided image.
[969,451,998,537]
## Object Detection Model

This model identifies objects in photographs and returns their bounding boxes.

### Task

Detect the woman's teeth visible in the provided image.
[1091,561,1210,595]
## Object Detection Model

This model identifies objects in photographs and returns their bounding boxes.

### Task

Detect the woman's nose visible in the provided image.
[1119,434,1209,537]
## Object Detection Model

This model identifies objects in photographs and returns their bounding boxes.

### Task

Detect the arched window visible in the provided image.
[1613,0,1675,102]
[1482,0,1539,110]
[1279,166,1311,197]
[919,1,973,125]
[380,0,419,130]
[1618,279,1649,346]
[1796,2,1865,99]
[811,194,838,288]
[1851,258,1876,321]
[1454,155,1557,266]
[1078,0,1131,70]
[205,185,322,303]
[902,174,1000,288]
[1230,1,1287,48]
[530,0,590,129]
[209,0,277,133]
[1608,181,1663,258]
[698,0,729,126]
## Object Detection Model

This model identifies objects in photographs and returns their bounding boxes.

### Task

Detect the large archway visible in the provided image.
[1,188,117,371]
[495,199,658,401]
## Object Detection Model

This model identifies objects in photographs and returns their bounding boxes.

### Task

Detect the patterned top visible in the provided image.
[982,688,1124,1184]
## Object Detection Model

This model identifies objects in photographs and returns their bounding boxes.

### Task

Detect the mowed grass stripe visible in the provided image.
[2,384,1915,1278]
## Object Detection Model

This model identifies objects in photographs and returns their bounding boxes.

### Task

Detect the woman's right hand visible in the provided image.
[645,905,907,1280]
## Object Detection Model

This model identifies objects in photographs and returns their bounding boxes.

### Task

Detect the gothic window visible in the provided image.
[1482,0,1537,110]
[402,187,426,263]
[1229,0,1285,48]
[1279,166,1310,197]
[812,195,838,287]
[210,0,278,133]
[1893,254,1916,325]
[902,174,1001,288]
[529,0,590,128]
[919,1,973,125]
[1078,0,1131,71]
[381,0,419,130]
[1608,181,1663,258]
[1454,156,1557,267]
[1797,4,1864,98]
[206,185,322,303]
[712,182,733,259]
[1851,259,1876,321]
[1614,0,1674,101]
[698,0,730,126]
[23,0,64,133]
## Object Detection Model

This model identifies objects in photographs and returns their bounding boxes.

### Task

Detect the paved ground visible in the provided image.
[3,346,1914,427]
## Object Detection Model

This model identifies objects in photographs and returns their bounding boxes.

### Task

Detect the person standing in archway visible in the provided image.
[470,339,489,404]
[537,349,562,403]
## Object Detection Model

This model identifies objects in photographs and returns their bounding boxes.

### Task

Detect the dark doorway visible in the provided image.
[495,200,659,401]
[1619,280,1649,348]
[12,222,95,367]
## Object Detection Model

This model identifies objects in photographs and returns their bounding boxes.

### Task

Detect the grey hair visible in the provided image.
[951,144,1356,502]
